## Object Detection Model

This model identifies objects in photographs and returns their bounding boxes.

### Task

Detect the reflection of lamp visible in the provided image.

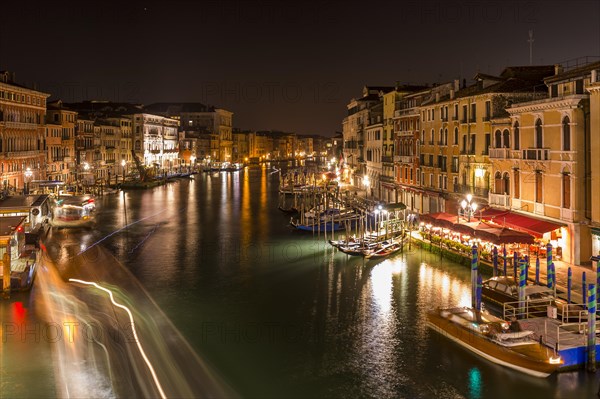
[121,159,126,183]
[460,193,478,222]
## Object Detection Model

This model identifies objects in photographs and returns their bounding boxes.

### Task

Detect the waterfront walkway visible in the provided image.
[412,231,595,306]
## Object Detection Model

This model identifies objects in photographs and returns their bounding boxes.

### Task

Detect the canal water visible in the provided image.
[4,165,599,398]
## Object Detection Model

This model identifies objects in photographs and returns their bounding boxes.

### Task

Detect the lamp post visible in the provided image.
[460,193,478,223]
[24,167,33,195]
[83,162,90,194]
[121,159,126,183]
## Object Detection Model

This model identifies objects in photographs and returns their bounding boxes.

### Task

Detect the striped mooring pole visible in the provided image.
[492,246,498,277]
[518,258,527,319]
[547,243,554,292]
[535,257,540,285]
[471,244,478,310]
[583,272,588,307]
[567,267,572,304]
[587,283,596,372]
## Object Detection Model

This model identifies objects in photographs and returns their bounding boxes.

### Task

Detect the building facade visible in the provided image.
[0,72,49,193]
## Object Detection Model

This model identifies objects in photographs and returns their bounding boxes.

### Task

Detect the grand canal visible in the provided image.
[3,165,600,398]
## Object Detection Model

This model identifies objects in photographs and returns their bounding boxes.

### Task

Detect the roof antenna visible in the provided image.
[528,30,534,65]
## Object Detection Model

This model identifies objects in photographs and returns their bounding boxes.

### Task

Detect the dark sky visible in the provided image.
[1,0,599,136]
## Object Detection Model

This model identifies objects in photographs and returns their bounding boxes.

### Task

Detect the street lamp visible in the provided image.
[121,159,126,183]
[24,167,33,195]
[460,193,478,222]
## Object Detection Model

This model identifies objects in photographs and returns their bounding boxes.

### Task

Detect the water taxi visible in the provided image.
[50,195,96,228]
[427,306,561,378]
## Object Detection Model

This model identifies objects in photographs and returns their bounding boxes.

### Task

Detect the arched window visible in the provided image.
[430,129,434,144]
[513,122,520,150]
[562,116,571,151]
[439,128,443,144]
[444,129,448,145]
[562,171,571,208]
[502,129,510,148]
[454,127,459,145]
[514,169,520,199]
[535,119,543,148]
[503,172,510,195]
[494,171,502,193]
[494,130,502,148]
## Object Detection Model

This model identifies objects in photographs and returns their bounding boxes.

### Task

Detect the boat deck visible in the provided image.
[518,317,589,350]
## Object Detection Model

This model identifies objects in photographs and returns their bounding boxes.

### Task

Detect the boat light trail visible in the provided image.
[68,278,168,399]
[77,206,184,256]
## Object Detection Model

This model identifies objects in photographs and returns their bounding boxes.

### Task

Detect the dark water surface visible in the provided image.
[5,166,598,398]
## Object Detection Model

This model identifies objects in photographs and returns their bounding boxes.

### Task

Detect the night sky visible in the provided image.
[1,0,598,136]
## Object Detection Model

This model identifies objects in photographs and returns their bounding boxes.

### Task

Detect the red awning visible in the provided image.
[477,208,564,239]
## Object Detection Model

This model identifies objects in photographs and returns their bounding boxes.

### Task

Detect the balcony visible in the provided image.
[488,147,511,159]
[489,193,509,207]
[452,115,458,121]
[5,121,40,130]
[454,184,489,198]
[380,175,395,183]
[441,116,448,122]
[522,148,549,161]
[396,155,413,164]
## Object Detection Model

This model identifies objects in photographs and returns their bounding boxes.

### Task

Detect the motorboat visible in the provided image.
[427,306,562,378]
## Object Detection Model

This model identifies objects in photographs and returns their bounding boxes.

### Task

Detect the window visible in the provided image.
[562,116,571,151]
[562,172,571,208]
[462,105,467,122]
[494,130,502,148]
[503,172,510,196]
[535,119,543,148]
[462,135,467,153]
[444,129,448,145]
[514,169,520,199]
[502,129,510,148]
[484,134,490,155]
[485,101,491,120]
[470,103,477,122]
[430,129,434,145]
[550,85,558,98]
[454,104,458,120]
[513,122,520,150]
[575,79,584,94]
[452,157,459,173]
[469,134,476,154]
[535,171,543,203]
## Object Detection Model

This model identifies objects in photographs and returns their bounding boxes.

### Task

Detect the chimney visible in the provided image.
[592,69,598,83]
[450,89,455,99]
[454,79,460,91]
[554,64,563,75]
